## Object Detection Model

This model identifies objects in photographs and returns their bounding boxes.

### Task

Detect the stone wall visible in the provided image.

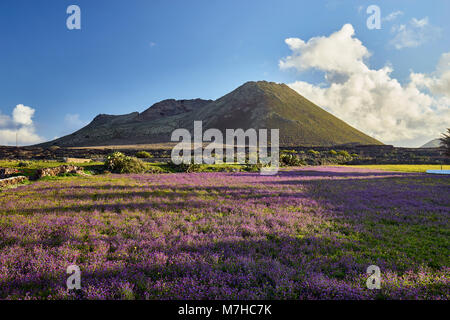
[0,168,19,179]
[0,176,27,188]
[63,157,92,163]
[34,165,84,179]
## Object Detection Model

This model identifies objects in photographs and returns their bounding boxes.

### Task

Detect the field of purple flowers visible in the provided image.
[0,166,448,299]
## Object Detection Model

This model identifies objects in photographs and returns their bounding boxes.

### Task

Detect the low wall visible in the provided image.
[34,165,83,179]
[0,176,27,188]
[0,168,19,179]
[63,157,92,163]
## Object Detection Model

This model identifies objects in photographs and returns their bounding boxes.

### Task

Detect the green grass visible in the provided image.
[0,160,104,169]
[343,164,450,173]
[2,161,449,174]
[0,160,105,179]
[0,159,243,176]
[155,162,243,173]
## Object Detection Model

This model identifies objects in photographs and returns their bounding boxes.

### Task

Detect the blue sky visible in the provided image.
[0,0,449,147]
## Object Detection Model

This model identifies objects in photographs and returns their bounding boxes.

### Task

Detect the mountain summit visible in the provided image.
[40,81,382,147]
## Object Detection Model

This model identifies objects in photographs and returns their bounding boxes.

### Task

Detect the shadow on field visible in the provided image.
[0,234,375,300]
[1,168,449,299]
[5,199,214,215]
[2,232,445,299]
[5,168,449,216]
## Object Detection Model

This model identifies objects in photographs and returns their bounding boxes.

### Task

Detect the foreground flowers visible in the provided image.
[0,166,448,299]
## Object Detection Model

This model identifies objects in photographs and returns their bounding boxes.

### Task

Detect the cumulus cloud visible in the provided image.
[280,24,450,147]
[390,17,440,49]
[12,104,35,126]
[410,53,450,97]
[280,24,370,76]
[0,104,43,146]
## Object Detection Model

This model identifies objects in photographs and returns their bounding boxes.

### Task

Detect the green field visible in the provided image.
[0,160,104,169]
[344,164,450,173]
[0,165,448,299]
[1,160,449,172]
[0,160,244,178]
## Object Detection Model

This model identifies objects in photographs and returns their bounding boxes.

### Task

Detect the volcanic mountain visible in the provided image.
[39,81,382,147]
[420,139,441,148]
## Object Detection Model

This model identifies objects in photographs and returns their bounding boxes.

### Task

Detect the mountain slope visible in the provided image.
[194,81,382,146]
[39,81,382,147]
[420,139,441,148]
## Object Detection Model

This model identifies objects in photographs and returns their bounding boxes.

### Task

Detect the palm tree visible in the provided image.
[440,128,450,157]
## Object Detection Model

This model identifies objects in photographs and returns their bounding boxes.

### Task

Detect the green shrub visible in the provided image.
[104,152,147,174]
[243,163,264,172]
[337,150,351,157]
[18,161,31,167]
[280,153,303,166]
[328,150,337,155]
[351,153,358,158]
[184,163,203,173]
[145,165,167,174]
[168,161,203,173]
[135,151,152,159]
[307,149,320,156]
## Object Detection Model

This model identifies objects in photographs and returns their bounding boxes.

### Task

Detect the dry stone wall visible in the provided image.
[0,168,19,179]
[0,176,27,188]
[34,165,84,179]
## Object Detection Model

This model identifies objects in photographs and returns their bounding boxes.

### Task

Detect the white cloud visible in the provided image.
[0,113,11,127]
[279,24,450,147]
[410,52,450,97]
[12,104,35,126]
[390,17,440,49]
[64,113,87,129]
[0,104,44,146]
[411,17,428,28]
[279,24,370,76]
[383,11,403,22]
[0,127,43,145]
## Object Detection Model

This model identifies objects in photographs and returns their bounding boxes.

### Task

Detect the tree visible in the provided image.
[440,128,450,157]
